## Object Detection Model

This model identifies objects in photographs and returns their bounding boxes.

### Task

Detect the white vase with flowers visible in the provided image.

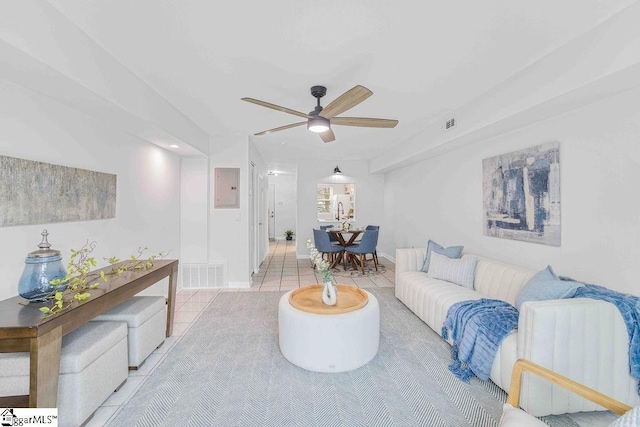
[306,239,337,306]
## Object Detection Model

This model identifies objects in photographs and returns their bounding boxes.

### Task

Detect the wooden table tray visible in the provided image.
[289,284,368,314]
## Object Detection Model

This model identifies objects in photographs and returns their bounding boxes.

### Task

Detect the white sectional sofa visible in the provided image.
[395,247,640,417]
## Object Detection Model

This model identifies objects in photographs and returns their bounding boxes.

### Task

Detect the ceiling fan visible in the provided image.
[241,85,398,143]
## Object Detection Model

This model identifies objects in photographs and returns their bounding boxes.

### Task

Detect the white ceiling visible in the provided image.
[47,0,634,169]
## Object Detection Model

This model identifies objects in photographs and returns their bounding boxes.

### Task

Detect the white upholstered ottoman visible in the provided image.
[278,288,380,373]
[0,321,128,427]
[92,296,166,369]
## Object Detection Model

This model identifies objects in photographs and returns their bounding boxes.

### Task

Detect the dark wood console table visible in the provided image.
[0,259,178,408]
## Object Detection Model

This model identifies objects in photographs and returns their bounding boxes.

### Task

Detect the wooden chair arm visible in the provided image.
[507,359,632,415]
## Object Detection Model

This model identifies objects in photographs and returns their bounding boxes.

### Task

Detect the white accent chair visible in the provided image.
[500,359,635,426]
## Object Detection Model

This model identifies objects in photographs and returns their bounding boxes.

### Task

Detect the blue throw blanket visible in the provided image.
[441,299,519,382]
[573,284,640,394]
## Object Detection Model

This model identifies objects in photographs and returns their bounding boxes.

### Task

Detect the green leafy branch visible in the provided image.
[39,241,165,317]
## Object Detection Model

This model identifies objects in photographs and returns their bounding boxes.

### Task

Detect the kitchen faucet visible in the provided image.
[336,201,344,221]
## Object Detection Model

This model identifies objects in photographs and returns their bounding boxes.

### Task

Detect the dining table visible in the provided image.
[326,228,365,270]
[327,228,364,247]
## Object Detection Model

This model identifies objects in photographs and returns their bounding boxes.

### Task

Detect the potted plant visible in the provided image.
[285,230,294,241]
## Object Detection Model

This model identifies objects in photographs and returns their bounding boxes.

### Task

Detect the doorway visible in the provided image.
[258,174,266,262]
[268,184,275,241]
[250,162,256,273]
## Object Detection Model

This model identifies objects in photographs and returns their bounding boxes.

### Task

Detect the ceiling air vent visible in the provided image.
[444,117,456,131]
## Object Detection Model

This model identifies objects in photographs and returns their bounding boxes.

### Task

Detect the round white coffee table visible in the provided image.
[278,285,380,373]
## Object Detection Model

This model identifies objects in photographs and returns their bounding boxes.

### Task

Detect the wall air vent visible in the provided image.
[180,262,227,289]
[444,117,456,131]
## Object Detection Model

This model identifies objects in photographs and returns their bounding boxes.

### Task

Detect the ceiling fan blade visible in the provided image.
[241,98,310,119]
[254,122,306,136]
[331,117,398,128]
[319,85,373,118]
[319,129,336,143]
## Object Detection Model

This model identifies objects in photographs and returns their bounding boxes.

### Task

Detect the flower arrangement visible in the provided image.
[40,241,164,316]
[306,239,335,285]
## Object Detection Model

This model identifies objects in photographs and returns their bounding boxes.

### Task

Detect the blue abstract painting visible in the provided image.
[483,142,560,246]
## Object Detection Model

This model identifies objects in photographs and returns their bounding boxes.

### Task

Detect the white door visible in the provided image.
[258,174,266,262]
[268,183,276,241]
[250,162,256,274]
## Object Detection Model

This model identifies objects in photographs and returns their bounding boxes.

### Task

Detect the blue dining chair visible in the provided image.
[313,229,344,269]
[345,229,379,274]
[319,224,339,245]
[365,225,380,264]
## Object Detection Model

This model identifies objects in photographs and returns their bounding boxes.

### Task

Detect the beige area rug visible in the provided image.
[107,289,581,427]
[330,261,388,278]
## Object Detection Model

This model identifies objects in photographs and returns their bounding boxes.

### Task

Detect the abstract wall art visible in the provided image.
[483,142,560,246]
[0,155,117,227]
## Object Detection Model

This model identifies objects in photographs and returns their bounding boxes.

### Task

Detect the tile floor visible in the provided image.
[89,240,395,426]
[250,239,395,290]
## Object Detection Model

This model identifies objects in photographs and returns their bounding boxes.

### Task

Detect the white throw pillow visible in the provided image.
[427,251,477,289]
[498,404,547,427]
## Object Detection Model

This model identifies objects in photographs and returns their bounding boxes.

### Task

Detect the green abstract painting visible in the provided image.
[0,156,117,227]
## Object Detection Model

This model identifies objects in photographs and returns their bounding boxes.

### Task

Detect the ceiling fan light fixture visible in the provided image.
[333,165,342,175]
[307,116,330,133]
[243,85,398,140]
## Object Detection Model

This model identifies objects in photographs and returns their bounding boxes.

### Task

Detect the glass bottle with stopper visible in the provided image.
[18,229,67,301]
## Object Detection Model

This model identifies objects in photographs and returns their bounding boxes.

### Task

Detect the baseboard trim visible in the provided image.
[379,252,395,263]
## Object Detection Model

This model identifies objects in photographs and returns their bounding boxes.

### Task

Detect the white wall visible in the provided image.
[0,78,181,301]
[179,137,269,287]
[181,157,209,264]
[296,159,384,258]
[383,85,640,296]
[209,135,250,286]
[269,174,297,240]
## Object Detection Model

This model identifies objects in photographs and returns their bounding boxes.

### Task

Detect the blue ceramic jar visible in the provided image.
[18,230,67,301]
